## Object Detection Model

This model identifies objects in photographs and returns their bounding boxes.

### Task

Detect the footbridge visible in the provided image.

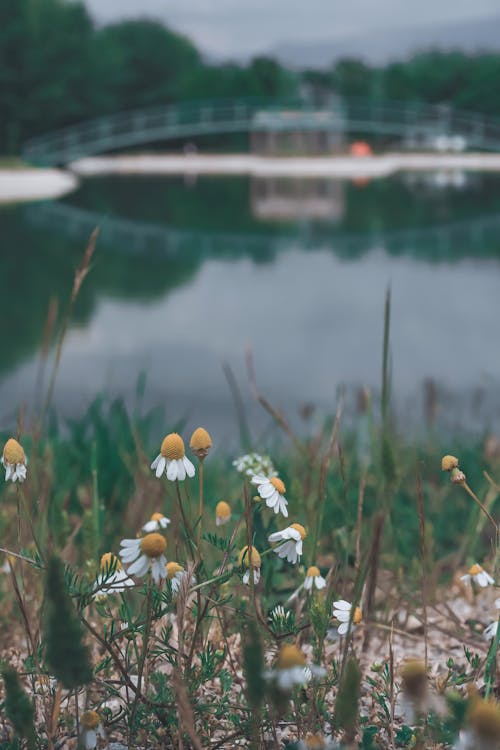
[23,97,500,166]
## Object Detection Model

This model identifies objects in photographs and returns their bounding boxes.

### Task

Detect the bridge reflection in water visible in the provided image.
[24,180,500,264]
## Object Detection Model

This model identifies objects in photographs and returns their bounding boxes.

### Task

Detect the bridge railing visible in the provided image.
[22,97,500,165]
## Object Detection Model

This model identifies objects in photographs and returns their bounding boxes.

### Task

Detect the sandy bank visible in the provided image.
[70,152,500,178]
[0,168,78,204]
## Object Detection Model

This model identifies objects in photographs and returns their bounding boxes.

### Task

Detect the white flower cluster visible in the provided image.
[233,452,277,478]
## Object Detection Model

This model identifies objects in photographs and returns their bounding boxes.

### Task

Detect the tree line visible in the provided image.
[1,0,500,155]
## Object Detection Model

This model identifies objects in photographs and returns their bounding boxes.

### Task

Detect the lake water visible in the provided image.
[2,170,500,444]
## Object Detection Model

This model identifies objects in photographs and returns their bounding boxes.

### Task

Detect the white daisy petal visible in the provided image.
[166,460,178,481]
[127,555,149,577]
[176,458,186,481]
[155,456,166,478]
[183,456,195,478]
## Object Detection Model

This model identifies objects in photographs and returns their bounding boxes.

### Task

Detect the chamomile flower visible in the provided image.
[461,563,495,588]
[251,474,288,517]
[166,561,195,594]
[142,512,171,533]
[238,545,261,585]
[93,553,134,597]
[304,565,327,591]
[332,600,362,636]
[215,500,231,526]
[151,433,195,481]
[270,644,326,691]
[120,533,167,584]
[268,523,306,564]
[80,711,104,750]
[233,452,277,478]
[2,438,27,483]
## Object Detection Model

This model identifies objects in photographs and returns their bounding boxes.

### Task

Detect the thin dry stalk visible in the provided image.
[222,361,252,448]
[40,228,99,430]
[362,511,385,653]
[388,624,396,750]
[173,654,203,750]
[416,470,428,668]
[246,347,303,452]
[313,400,343,553]
[33,295,59,415]
[355,473,366,572]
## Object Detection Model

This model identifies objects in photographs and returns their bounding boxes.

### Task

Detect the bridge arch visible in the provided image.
[22,98,500,166]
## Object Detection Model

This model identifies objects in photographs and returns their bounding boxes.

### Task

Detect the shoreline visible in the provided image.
[0,167,79,204]
[3,151,500,203]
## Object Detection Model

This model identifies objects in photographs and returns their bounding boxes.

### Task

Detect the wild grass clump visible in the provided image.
[1,231,500,749]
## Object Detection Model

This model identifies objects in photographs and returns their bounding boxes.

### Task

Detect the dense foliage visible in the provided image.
[0,0,297,153]
[2,0,500,154]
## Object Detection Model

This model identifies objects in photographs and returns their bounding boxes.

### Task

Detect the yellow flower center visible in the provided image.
[166,561,184,579]
[307,565,320,578]
[150,512,165,522]
[100,552,121,572]
[238,545,261,569]
[277,644,306,669]
[161,433,185,460]
[270,477,286,495]
[216,500,231,519]
[290,523,307,540]
[81,710,100,730]
[3,438,25,465]
[189,427,212,451]
[468,563,483,576]
[441,454,459,472]
[140,533,167,558]
[353,606,362,624]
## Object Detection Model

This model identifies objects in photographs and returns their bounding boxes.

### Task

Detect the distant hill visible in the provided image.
[271,14,500,69]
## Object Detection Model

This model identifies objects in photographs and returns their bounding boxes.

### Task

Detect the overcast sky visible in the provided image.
[83,0,500,59]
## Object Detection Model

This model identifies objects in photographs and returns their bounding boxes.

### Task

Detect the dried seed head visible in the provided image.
[3,438,25,465]
[468,699,500,740]
[238,545,261,569]
[400,660,427,700]
[189,427,212,459]
[277,643,306,669]
[290,523,307,540]
[270,477,286,495]
[81,710,100,730]
[352,606,363,625]
[215,500,231,521]
[161,433,185,460]
[140,533,167,558]
[441,455,459,472]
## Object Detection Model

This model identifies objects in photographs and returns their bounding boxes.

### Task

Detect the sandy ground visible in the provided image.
[0,168,78,204]
[3,152,500,203]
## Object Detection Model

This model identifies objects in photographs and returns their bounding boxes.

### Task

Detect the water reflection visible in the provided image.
[1,173,500,438]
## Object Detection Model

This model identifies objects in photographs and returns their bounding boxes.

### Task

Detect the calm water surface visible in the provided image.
[1,171,500,443]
